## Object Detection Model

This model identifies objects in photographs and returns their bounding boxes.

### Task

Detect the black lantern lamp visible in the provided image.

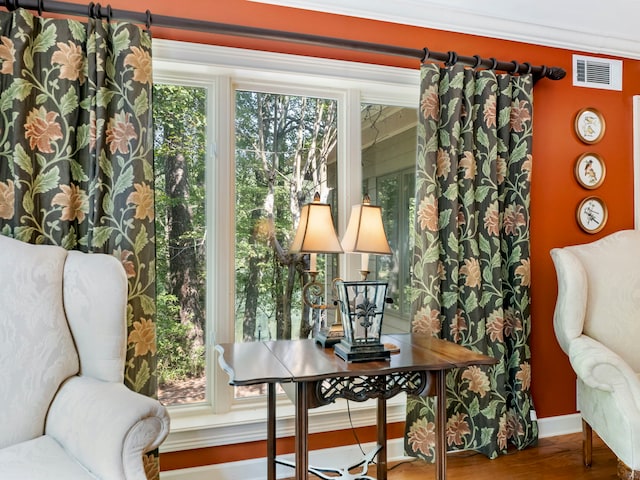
[334,195,393,362]
[334,280,391,362]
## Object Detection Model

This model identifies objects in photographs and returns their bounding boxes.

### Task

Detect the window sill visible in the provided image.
[160,393,408,453]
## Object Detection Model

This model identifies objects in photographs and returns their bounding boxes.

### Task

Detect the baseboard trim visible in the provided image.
[160,439,409,480]
[537,412,582,438]
[160,413,582,480]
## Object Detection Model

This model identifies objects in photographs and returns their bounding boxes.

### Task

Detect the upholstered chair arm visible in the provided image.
[45,376,170,480]
[569,335,640,410]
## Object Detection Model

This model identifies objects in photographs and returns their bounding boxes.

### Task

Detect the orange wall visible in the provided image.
[59,0,638,469]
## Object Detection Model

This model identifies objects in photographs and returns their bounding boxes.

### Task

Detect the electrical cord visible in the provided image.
[345,398,423,473]
[345,399,369,458]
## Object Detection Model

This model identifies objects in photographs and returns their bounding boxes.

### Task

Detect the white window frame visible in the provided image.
[153,38,419,453]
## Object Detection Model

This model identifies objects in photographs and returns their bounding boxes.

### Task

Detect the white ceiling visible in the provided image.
[250,0,640,60]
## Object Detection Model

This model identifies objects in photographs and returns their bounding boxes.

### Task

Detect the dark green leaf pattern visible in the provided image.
[0,9,158,478]
[405,64,537,461]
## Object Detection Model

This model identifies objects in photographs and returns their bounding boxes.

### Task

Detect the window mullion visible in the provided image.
[339,89,363,281]
[212,75,235,413]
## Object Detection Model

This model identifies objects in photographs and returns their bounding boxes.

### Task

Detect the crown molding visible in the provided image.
[249,0,640,60]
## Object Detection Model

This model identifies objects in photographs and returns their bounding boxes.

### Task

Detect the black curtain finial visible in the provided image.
[548,67,567,80]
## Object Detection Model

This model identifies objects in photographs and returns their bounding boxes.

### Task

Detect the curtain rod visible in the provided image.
[0,0,566,81]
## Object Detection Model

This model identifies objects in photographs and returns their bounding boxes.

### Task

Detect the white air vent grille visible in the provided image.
[573,55,622,91]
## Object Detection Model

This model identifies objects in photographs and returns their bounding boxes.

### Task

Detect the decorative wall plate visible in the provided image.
[575,108,605,144]
[575,153,605,189]
[576,196,607,234]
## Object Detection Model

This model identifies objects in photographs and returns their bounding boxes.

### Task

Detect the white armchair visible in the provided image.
[0,235,170,479]
[551,229,640,479]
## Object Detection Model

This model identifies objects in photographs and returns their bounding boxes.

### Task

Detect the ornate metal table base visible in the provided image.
[275,371,429,479]
[276,445,381,480]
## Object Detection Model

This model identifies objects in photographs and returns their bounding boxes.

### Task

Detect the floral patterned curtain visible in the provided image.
[405,63,537,460]
[0,8,158,478]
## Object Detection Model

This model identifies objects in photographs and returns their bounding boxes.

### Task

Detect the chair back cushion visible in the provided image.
[0,236,79,449]
[63,250,128,383]
[564,230,640,371]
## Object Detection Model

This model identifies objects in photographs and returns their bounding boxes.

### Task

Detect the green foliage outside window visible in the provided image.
[153,84,207,396]
[234,91,338,343]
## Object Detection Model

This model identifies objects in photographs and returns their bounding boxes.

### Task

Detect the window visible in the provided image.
[153,39,419,451]
[361,104,417,329]
[154,84,208,406]
[234,89,338,346]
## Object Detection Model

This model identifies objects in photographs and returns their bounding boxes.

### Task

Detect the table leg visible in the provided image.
[377,396,387,480]
[435,369,447,480]
[295,382,309,480]
[267,383,276,480]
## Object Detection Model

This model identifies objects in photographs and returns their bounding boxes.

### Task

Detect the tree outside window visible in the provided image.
[154,84,207,405]
[234,90,338,347]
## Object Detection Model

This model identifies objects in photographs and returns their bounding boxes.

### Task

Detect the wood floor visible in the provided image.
[288,432,619,479]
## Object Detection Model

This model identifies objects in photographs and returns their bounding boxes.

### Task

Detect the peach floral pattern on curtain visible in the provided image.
[405,63,537,461]
[0,8,158,478]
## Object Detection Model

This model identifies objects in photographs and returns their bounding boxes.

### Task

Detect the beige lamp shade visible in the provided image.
[341,196,392,255]
[289,193,343,254]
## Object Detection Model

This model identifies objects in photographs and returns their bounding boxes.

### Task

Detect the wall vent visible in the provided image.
[573,55,622,91]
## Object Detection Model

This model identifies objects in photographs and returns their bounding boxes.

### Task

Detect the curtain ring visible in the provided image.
[106,4,113,23]
[421,47,430,63]
[472,54,483,69]
[6,0,17,11]
[488,57,498,70]
[445,50,458,66]
[37,0,44,16]
[144,9,152,33]
[95,3,102,19]
[511,60,520,74]
[522,62,533,75]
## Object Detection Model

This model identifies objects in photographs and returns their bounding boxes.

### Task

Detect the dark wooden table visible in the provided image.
[215,333,496,480]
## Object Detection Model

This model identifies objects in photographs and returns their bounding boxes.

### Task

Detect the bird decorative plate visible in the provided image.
[576,196,607,234]
[575,108,605,144]
[575,153,605,189]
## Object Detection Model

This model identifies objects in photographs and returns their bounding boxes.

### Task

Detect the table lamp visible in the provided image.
[289,192,344,345]
[334,195,393,362]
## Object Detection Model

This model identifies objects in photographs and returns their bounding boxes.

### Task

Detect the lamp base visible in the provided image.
[315,325,344,347]
[334,340,391,363]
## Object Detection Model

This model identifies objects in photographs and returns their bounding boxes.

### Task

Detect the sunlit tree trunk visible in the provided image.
[166,152,205,360]
[242,201,262,342]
